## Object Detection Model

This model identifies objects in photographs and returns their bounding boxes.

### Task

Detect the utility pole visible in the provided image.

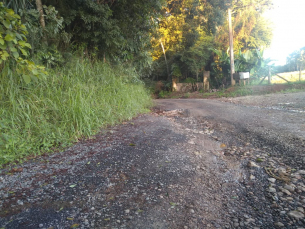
[228,8,235,86]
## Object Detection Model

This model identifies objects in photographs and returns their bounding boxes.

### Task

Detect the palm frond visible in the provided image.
[3,0,33,13]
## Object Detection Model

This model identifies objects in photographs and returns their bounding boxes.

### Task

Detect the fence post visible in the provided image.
[203,71,210,91]
[268,66,271,84]
[172,78,177,92]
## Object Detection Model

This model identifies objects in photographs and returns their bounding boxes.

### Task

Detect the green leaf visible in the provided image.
[1,51,9,60]
[7,41,13,48]
[12,51,19,59]
[0,43,6,49]
[18,40,26,46]
[16,33,22,40]
[22,74,31,84]
[69,184,77,188]
[3,20,10,29]
[0,38,4,45]
[4,34,13,42]
[7,9,15,15]
[19,48,28,56]
[20,24,26,30]
[24,43,31,48]
[70,224,79,228]
[32,69,38,75]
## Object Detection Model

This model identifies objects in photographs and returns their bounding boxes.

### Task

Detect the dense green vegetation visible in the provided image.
[0,60,151,165]
[0,1,156,165]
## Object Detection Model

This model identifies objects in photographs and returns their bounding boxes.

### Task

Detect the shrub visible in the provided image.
[0,3,47,83]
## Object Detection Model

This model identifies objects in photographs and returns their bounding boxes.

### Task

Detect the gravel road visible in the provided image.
[157,92,305,169]
[1,92,305,229]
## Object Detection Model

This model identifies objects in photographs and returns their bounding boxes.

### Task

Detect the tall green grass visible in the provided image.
[0,59,151,165]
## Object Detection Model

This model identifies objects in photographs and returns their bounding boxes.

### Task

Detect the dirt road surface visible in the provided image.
[1,92,305,229]
[158,92,305,168]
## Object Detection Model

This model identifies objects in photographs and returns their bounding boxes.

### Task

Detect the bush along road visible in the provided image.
[1,92,305,228]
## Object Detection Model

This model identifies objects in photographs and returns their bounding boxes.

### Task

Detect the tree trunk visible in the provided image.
[160,40,170,81]
[300,65,302,82]
[36,0,48,45]
[36,0,45,28]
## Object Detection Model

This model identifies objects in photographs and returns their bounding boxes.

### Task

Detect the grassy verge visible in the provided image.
[213,83,305,97]
[0,59,151,166]
[156,82,305,100]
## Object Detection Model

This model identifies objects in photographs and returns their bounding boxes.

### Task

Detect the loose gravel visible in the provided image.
[1,92,305,228]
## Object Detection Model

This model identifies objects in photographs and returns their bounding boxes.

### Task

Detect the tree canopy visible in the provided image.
[1,0,274,85]
[150,0,273,83]
[216,0,273,52]
[286,47,305,72]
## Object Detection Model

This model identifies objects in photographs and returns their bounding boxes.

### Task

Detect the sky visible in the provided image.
[263,0,305,65]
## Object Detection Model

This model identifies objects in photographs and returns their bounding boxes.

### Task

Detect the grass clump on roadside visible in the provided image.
[0,59,151,166]
[216,84,305,98]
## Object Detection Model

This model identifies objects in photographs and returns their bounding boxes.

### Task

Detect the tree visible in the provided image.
[151,0,228,81]
[286,47,305,81]
[35,0,45,28]
[3,0,165,71]
[0,2,47,83]
[41,0,164,63]
[181,31,213,81]
[216,0,273,52]
[0,3,30,65]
